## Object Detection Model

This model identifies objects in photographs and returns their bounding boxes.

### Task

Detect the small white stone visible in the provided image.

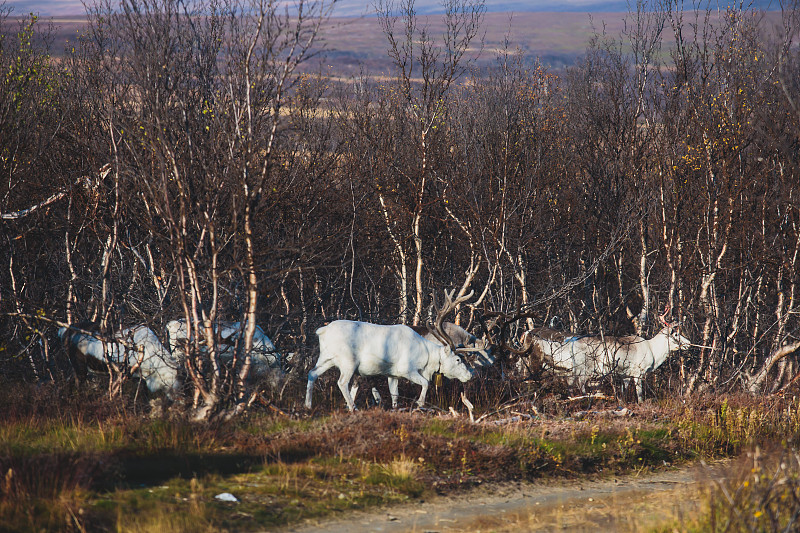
[215,492,239,503]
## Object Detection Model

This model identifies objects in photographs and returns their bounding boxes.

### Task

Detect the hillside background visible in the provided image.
[5,0,782,16]
[7,1,787,72]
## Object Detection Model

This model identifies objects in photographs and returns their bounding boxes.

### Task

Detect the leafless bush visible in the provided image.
[1,0,800,411]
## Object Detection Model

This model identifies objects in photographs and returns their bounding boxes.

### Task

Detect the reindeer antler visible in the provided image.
[659,303,684,329]
[430,289,474,351]
[659,304,671,327]
[476,311,497,346]
[480,309,539,356]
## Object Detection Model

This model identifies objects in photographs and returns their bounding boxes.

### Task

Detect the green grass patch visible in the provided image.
[0,418,125,455]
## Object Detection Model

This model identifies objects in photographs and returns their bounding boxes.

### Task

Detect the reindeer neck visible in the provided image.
[417,341,439,374]
[648,329,679,365]
[82,333,120,359]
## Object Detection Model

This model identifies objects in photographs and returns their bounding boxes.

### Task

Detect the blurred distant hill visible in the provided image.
[319,11,617,72]
[7,0,781,17]
[20,11,621,71]
[330,0,778,16]
[7,1,784,74]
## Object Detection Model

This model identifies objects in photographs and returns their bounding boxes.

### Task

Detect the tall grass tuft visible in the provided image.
[0,453,104,532]
[672,395,800,457]
[363,456,425,497]
[115,509,217,533]
[115,477,215,533]
[120,417,224,454]
[695,446,800,532]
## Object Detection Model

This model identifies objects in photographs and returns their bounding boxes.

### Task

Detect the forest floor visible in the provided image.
[1,385,797,532]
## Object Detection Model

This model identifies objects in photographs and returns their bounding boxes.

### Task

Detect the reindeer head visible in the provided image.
[438,348,474,382]
[658,305,692,350]
[428,289,495,374]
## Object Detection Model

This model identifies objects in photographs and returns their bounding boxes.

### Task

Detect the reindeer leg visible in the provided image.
[305,358,335,409]
[387,377,399,408]
[633,378,644,403]
[371,387,382,406]
[337,368,356,411]
[406,371,430,408]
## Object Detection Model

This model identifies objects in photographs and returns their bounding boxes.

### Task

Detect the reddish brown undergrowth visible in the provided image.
[259,411,520,486]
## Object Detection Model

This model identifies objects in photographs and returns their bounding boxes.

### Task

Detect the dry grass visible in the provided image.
[682,446,800,532]
[2,384,800,531]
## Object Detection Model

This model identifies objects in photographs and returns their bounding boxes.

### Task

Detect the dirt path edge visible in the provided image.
[283,460,729,532]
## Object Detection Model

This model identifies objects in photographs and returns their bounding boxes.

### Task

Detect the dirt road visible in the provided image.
[286,461,726,532]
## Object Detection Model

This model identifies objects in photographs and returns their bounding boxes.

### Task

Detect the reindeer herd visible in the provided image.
[58,289,693,411]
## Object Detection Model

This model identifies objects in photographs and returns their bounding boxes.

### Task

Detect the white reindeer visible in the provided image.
[59,324,181,398]
[165,319,283,387]
[347,321,493,408]
[547,311,692,402]
[305,290,479,411]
